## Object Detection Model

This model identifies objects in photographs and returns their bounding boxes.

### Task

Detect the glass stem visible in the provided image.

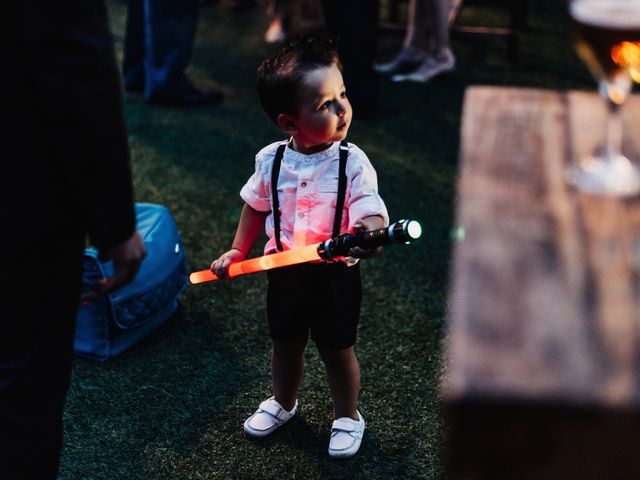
[605,97,623,163]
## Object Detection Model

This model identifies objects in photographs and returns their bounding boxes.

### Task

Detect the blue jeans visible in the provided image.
[123,0,199,101]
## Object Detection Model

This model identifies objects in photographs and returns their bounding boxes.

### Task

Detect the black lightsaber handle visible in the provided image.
[316,219,422,260]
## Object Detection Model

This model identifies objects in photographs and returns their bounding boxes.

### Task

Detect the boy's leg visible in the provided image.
[272,335,308,411]
[318,346,360,421]
[243,335,305,437]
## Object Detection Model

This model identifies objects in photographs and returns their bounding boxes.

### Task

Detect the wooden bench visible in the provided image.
[443,86,640,479]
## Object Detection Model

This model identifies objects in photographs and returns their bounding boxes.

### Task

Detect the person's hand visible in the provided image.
[348,218,384,259]
[99,231,146,293]
[348,245,382,259]
[210,248,246,279]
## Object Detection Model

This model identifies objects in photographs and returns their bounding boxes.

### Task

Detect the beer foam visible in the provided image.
[571,0,640,29]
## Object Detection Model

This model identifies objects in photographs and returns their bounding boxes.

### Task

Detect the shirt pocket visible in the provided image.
[315,180,338,209]
[316,180,338,193]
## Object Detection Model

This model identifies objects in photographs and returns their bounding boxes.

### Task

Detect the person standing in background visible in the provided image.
[123,0,225,106]
[375,0,455,83]
[264,0,291,44]
[263,0,326,46]
[322,0,380,118]
[2,1,146,478]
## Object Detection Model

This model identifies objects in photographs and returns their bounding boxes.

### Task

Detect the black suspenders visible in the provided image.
[333,141,349,239]
[271,140,349,252]
[271,143,287,252]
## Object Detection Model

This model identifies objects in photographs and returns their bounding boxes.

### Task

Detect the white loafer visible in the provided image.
[243,396,298,438]
[328,410,365,458]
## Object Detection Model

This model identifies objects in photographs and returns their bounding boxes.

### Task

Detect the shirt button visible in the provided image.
[298,212,305,219]
[300,181,307,188]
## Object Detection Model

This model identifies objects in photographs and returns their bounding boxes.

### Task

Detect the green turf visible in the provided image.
[60,1,592,478]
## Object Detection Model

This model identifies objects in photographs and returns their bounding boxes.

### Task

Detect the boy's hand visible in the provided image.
[348,217,385,259]
[210,248,246,279]
[348,244,382,259]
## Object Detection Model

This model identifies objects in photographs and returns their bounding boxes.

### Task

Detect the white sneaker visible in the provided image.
[328,410,365,458]
[374,47,428,74]
[243,396,298,438]
[392,48,456,83]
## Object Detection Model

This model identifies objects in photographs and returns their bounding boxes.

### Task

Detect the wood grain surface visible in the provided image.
[444,86,640,408]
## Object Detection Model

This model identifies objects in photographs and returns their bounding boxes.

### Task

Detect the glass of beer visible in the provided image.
[567,0,640,196]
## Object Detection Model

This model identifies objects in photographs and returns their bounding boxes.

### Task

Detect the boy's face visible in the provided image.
[279,64,352,153]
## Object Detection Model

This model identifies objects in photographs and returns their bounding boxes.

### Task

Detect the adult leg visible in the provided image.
[318,346,360,420]
[143,0,198,101]
[430,0,451,58]
[374,0,430,75]
[404,0,430,51]
[142,0,223,105]
[271,335,308,411]
[0,242,83,480]
[392,0,455,82]
[123,0,146,91]
[322,0,379,118]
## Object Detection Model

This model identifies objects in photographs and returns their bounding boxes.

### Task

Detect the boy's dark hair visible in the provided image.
[257,35,343,125]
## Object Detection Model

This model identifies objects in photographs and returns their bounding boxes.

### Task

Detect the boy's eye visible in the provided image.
[319,101,332,110]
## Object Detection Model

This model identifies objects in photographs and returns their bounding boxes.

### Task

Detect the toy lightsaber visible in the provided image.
[189,219,422,284]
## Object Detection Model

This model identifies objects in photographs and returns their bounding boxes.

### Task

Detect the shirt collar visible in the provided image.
[285,141,341,162]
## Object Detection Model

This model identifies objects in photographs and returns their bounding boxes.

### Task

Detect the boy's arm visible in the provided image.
[231,203,269,256]
[211,203,268,278]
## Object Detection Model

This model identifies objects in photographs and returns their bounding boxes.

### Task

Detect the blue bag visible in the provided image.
[74,203,188,361]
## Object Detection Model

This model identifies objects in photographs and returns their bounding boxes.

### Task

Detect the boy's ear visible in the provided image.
[277,113,298,134]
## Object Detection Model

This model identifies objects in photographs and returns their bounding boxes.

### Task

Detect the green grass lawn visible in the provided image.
[60,1,592,478]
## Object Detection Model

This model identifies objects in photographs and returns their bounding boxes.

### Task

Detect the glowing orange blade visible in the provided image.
[189,269,220,284]
[189,244,321,284]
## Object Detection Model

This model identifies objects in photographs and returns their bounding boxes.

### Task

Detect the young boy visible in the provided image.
[211,36,388,459]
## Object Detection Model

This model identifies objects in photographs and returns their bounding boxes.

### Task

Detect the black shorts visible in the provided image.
[267,261,362,350]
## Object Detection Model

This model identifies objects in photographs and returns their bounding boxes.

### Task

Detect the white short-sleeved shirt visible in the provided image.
[240,140,389,255]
